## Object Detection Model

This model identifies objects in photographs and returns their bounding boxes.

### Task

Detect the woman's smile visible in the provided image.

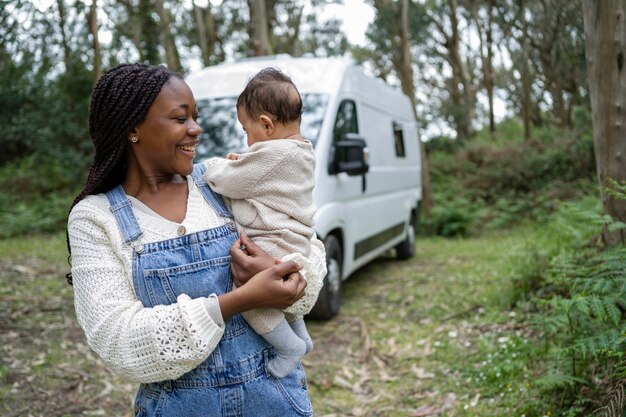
[176,141,198,157]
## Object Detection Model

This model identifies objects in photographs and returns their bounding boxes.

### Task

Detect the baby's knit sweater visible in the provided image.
[204,139,316,260]
[68,168,326,384]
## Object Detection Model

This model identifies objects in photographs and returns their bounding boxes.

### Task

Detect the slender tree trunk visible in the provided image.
[249,0,273,56]
[155,0,183,73]
[399,0,432,211]
[520,0,532,141]
[193,1,209,66]
[56,0,72,74]
[192,0,219,67]
[470,0,495,134]
[447,0,474,139]
[485,0,495,133]
[88,0,101,81]
[582,0,626,246]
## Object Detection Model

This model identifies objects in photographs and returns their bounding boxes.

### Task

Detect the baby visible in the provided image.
[204,68,322,378]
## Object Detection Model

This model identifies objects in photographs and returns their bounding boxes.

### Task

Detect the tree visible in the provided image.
[400,0,432,210]
[155,0,183,72]
[113,0,161,64]
[56,0,73,74]
[357,0,433,210]
[582,0,626,246]
[191,0,223,67]
[469,0,496,133]
[88,0,102,81]
[248,0,273,55]
[526,0,586,127]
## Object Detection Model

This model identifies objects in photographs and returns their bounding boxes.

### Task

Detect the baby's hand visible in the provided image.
[226,153,240,161]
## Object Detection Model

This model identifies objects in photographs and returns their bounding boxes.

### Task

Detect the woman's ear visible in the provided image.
[259,115,275,136]
[128,129,140,143]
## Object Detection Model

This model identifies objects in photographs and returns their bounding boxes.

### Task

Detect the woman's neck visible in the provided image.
[122,162,185,197]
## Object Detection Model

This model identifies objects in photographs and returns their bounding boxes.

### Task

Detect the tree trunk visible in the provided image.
[520,0,531,141]
[192,0,219,67]
[399,0,432,211]
[155,0,183,73]
[470,0,495,134]
[249,0,273,56]
[485,0,495,133]
[88,0,101,81]
[582,0,626,246]
[446,0,474,139]
[56,0,72,74]
[193,1,209,66]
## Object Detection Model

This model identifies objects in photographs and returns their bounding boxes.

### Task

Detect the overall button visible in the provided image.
[177,225,186,236]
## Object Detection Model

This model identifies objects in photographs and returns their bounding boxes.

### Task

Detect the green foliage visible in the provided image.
[422,191,484,237]
[0,156,83,239]
[423,120,596,236]
[514,197,626,413]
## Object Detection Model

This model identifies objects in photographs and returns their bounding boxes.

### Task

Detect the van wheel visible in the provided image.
[395,223,416,260]
[308,235,342,320]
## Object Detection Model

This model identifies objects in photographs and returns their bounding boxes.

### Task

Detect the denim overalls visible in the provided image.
[106,163,313,417]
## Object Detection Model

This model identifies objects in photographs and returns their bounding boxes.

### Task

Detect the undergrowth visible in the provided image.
[511,193,626,415]
[423,118,596,237]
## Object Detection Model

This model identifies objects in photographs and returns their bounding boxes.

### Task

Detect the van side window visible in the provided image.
[333,100,359,142]
[393,121,406,157]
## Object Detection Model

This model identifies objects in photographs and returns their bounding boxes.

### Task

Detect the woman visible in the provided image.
[67,63,326,416]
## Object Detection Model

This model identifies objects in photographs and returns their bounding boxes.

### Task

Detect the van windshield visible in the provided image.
[195,93,328,160]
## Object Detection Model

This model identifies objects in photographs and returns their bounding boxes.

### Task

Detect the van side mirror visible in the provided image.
[328,134,370,176]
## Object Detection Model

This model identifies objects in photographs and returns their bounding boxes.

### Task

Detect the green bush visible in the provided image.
[508,196,626,414]
[424,120,596,236]
[0,156,84,239]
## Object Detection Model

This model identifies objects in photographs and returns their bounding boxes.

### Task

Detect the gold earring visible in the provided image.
[130,135,139,143]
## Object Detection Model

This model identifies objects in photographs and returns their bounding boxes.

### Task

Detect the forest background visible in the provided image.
[3,0,626,415]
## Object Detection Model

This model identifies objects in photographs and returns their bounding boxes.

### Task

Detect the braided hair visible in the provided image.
[65,63,181,284]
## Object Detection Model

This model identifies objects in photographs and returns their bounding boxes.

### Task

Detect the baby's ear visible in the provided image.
[259,114,275,135]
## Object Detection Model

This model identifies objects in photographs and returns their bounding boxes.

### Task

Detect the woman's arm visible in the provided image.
[69,210,225,384]
[230,232,327,316]
[218,261,306,321]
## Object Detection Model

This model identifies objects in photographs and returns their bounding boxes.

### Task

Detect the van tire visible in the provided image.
[395,223,416,260]
[308,235,342,320]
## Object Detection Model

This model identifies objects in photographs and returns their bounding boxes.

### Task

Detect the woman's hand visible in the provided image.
[230,231,279,287]
[218,261,307,320]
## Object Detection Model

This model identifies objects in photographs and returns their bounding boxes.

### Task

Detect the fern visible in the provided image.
[593,379,626,417]
[527,199,626,412]
[535,373,588,390]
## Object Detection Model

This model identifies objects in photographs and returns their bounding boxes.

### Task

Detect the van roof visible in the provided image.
[186,55,353,98]
[186,55,415,120]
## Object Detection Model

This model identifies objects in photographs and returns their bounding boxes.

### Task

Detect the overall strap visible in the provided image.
[106,185,143,244]
[191,162,234,220]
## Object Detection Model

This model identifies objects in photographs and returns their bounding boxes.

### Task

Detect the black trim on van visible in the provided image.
[354,222,405,260]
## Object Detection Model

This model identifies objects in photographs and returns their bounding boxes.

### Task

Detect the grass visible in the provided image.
[0,233,136,417]
[305,226,550,416]
[0,226,551,416]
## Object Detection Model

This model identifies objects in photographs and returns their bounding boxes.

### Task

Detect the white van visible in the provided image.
[186,55,422,319]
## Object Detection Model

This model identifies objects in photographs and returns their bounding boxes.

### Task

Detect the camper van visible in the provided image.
[186,55,422,319]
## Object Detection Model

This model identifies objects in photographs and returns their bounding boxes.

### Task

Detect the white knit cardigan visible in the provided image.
[68,164,326,384]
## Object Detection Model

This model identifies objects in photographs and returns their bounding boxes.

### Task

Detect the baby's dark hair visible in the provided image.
[65,63,181,284]
[237,67,303,124]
